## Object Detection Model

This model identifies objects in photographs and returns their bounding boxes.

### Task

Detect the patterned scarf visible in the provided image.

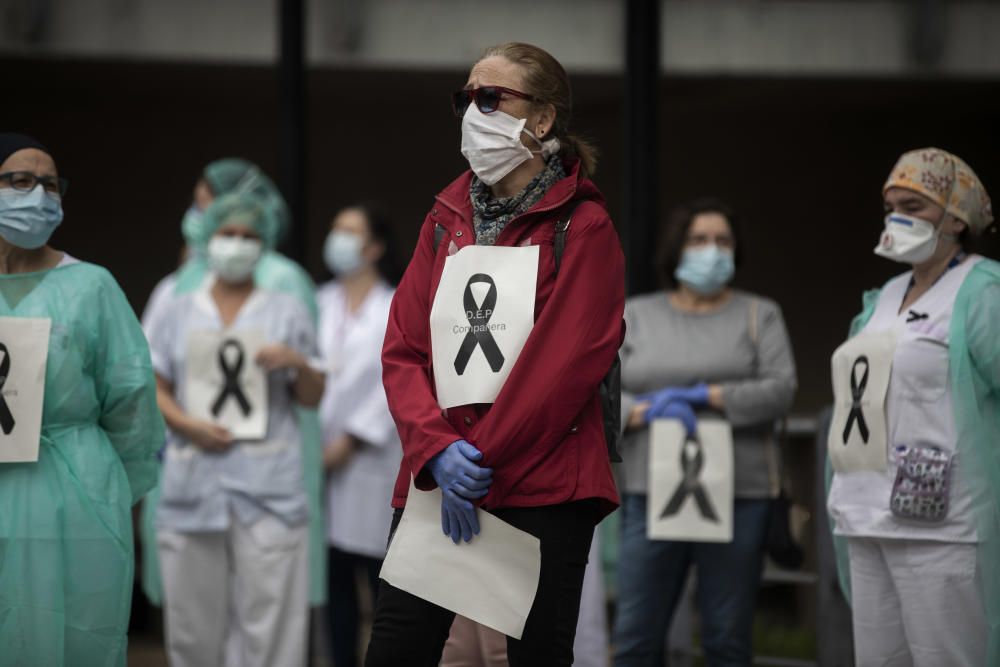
[470,156,567,246]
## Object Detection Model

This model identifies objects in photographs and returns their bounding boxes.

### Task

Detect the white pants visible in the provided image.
[847,537,986,667]
[158,515,310,667]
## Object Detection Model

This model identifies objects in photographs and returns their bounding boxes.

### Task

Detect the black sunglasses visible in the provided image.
[451,86,539,117]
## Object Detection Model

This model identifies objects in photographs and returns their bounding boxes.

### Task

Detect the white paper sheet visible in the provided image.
[647,418,734,543]
[379,482,542,639]
[430,245,538,409]
[0,317,51,463]
[829,330,896,473]
[184,329,268,440]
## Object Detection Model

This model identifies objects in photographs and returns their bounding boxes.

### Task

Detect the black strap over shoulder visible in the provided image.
[553,200,583,276]
[552,200,623,463]
[433,223,447,252]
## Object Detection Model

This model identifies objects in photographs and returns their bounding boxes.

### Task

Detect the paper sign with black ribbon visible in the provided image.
[0,317,51,463]
[211,339,254,418]
[0,344,15,436]
[454,274,505,375]
[185,329,268,440]
[829,330,896,473]
[647,419,733,543]
[842,356,870,445]
[430,245,539,410]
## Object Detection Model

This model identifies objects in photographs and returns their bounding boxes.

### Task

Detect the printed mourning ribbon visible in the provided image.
[211,339,253,417]
[454,274,505,375]
[842,355,870,445]
[660,438,720,522]
[0,343,14,435]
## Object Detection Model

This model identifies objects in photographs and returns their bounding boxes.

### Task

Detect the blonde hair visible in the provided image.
[479,42,599,178]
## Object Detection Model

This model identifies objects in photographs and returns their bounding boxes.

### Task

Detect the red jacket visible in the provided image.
[382,159,625,519]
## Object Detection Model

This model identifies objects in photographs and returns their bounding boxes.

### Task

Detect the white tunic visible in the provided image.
[149,283,318,532]
[828,256,982,542]
[317,280,402,558]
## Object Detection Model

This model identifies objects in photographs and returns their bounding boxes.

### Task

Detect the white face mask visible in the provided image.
[873,212,953,265]
[207,236,263,284]
[323,230,365,276]
[460,104,560,186]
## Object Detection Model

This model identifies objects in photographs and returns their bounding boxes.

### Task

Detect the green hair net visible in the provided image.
[202,193,279,248]
[202,158,290,246]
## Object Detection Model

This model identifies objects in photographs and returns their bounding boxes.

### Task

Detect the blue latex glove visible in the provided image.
[427,440,494,543]
[638,383,710,409]
[644,398,698,437]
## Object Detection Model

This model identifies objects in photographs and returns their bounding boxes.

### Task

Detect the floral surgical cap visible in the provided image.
[884,147,994,235]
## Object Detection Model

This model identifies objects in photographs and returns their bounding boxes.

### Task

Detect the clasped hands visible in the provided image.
[635,383,710,437]
[425,439,493,544]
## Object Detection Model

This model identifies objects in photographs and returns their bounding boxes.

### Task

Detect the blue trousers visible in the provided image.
[612,494,771,667]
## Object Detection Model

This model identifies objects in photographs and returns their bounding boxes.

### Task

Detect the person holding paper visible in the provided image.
[139,158,329,618]
[367,42,625,666]
[149,193,324,667]
[826,148,999,666]
[613,198,798,666]
[0,133,164,666]
[317,203,401,666]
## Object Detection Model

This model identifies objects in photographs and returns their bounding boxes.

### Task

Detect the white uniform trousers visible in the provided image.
[158,514,310,667]
[847,537,986,667]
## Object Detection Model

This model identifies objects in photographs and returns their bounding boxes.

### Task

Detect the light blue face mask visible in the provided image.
[323,230,365,276]
[181,205,207,248]
[0,184,64,249]
[675,245,735,295]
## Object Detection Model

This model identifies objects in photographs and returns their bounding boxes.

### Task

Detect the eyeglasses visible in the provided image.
[0,171,69,197]
[451,86,538,117]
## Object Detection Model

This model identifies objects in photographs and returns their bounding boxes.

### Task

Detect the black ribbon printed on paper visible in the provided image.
[0,343,14,435]
[211,339,253,417]
[842,355,870,445]
[454,274,505,376]
[660,439,720,522]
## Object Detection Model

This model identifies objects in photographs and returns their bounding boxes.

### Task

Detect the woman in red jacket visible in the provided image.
[365,42,625,666]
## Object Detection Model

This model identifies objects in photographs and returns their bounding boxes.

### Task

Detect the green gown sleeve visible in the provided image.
[93,271,165,503]
[949,259,1000,664]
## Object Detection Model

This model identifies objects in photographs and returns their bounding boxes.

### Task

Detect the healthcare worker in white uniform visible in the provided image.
[149,192,325,667]
[140,159,328,617]
[827,147,999,667]
[317,203,401,667]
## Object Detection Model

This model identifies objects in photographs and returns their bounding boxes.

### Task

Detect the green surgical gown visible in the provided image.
[0,261,164,667]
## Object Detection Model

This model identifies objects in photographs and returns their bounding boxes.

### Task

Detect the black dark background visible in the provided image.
[4,57,999,413]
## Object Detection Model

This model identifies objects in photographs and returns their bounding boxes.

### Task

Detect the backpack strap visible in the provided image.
[433,223,447,252]
[553,201,584,276]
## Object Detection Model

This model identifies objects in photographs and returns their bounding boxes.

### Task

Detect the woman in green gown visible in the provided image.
[0,133,164,666]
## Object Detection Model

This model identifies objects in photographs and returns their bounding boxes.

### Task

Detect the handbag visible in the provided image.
[766,487,805,570]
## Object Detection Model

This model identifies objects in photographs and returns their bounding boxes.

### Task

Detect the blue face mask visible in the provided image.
[0,185,64,249]
[323,231,365,276]
[675,245,735,295]
[181,205,207,248]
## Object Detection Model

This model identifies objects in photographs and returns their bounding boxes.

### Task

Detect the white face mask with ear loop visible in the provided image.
[875,163,961,265]
[207,235,263,283]
[460,103,561,186]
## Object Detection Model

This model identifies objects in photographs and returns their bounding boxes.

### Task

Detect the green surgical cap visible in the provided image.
[202,193,278,248]
[202,158,290,245]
